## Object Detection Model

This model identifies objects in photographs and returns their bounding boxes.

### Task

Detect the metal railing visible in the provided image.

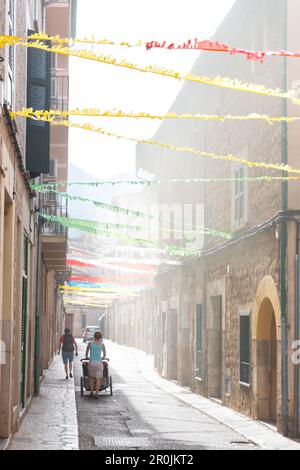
[50,73,69,112]
[42,192,68,237]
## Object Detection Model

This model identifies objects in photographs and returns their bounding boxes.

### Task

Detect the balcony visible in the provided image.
[42,192,68,271]
[51,72,69,112]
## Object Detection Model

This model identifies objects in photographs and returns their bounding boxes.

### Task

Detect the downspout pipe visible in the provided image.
[34,177,44,396]
[280,0,288,437]
[294,221,299,437]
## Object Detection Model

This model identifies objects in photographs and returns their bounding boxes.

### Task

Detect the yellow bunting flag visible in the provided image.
[10,108,300,124]
[3,37,299,105]
[44,119,300,175]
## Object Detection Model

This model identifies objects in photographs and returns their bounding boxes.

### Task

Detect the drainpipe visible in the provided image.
[280,0,288,437]
[294,222,299,437]
[34,177,43,396]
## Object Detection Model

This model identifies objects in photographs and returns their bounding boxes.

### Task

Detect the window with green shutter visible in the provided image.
[240,311,251,385]
[196,304,203,379]
[26,31,51,178]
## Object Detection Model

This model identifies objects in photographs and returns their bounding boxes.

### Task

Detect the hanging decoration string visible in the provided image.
[3,34,300,62]
[40,191,231,239]
[67,281,154,289]
[35,119,300,175]
[60,285,148,293]
[4,38,299,104]
[69,274,155,282]
[53,192,154,219]
[66,258,157,274]
[40,214,209,257]
[11,108,300,124]
[31,175,300,192]
[41,213,232,241]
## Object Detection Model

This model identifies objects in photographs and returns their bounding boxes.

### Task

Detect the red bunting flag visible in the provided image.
[145,38,300,63]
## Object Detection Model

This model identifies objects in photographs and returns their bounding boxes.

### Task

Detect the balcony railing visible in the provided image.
[50,73,69,112]
[42,192,68,237]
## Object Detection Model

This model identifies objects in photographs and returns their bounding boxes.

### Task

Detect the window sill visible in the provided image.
[195,377,203,383]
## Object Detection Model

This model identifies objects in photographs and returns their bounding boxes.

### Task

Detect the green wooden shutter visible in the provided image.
[240,311,250,384]
[26,31,51,178]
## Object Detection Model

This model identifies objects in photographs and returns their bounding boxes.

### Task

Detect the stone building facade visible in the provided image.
[106,0,300,437]
[0,0,74,441]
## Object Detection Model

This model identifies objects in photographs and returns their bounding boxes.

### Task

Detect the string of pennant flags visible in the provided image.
[29,119,300,175]
[40,213,232,243]
[39,190,232,240]
[3,29,299,304]
[31,175,300,193]
[10,108,300,124]
[41,213,201,256]
[3,33,300,62]
[1,37,299,105]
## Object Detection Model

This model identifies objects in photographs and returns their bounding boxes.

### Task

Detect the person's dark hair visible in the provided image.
[64,328,71,335]
[94,331,102,340]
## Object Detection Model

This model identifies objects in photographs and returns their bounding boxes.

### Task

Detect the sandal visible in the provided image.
[89,392,94,397]
[94,394,99,400]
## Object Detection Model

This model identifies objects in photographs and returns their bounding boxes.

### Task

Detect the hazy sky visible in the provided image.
[69,0,236,180]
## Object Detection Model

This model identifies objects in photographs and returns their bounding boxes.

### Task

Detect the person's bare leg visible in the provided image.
[64,363,69,378]
[69,361,73,377]
[95,379,100,397]
[89,376,94,396]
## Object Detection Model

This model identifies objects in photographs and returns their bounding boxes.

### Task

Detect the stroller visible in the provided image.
[80,357,113,396]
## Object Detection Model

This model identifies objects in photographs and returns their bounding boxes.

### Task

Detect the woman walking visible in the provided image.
[85,331,106,399]
[58,328,78,379]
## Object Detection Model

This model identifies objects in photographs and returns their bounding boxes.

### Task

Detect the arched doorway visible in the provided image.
[252,277,281,426]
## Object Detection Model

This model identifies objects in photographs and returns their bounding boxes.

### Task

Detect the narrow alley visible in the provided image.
[9,339,300,451]
[2,0,300,454]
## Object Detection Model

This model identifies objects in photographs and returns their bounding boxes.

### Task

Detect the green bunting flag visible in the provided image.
[31,175,300,193]
[40,214,231,257]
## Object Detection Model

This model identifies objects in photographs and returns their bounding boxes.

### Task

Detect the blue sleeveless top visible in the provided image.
[89,342,104,362]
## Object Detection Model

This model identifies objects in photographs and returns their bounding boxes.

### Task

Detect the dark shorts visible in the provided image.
[62,351,74,365]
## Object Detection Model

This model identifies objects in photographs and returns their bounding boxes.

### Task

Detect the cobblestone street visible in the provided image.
[9,339,300,451]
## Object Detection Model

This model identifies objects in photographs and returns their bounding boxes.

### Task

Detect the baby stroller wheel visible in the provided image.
[80,376,84,396]
[109,376,113,396]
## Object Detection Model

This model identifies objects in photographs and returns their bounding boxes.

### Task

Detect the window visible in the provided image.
[7,0,14,106]
[240,311,251,385]
[196,304,203,379]
[26,30,51,177]
[234,167,245,227]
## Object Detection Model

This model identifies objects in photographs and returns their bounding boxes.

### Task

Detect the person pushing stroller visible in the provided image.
[85,331,106,399]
